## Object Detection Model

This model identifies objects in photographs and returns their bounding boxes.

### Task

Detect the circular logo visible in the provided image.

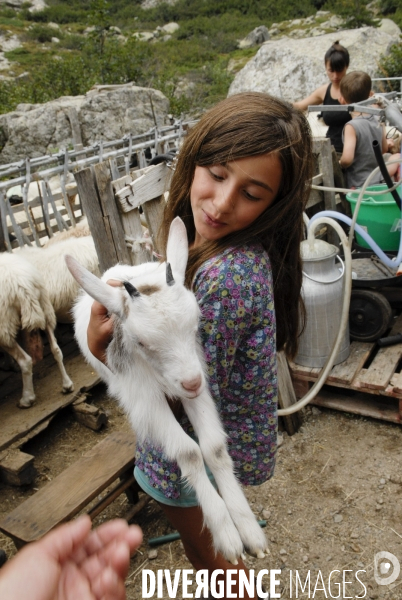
[374,552,400,586]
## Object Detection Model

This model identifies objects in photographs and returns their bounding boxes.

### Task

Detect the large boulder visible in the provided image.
[238,26,270,49]
[228,25,401,103]
[0,83,170,164]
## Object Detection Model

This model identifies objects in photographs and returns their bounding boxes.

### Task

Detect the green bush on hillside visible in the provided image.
[24,24,59,43]
[377,42,402,91]
[378,0,402,27]
[323,0,380,27]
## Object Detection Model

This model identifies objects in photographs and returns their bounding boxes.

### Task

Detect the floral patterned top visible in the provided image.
[135,242,278,499]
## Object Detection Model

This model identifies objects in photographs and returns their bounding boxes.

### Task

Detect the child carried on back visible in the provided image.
[339,71,400,188]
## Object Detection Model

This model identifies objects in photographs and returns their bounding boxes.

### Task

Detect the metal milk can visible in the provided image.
[294,239,350,368]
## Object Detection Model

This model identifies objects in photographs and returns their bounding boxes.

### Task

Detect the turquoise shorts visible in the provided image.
[134,464,217,508]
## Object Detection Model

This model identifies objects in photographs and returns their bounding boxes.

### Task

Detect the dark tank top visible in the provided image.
[322,83,351,153]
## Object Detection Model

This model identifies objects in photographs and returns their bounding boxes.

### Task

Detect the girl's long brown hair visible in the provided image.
[160,92,313,359]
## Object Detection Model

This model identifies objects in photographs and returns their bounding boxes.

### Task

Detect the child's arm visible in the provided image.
[293,83,327,112]
[339,123,356,168]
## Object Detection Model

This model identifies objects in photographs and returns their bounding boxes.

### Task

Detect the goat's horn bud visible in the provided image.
[123,281,140,298]
[166,263,175,286]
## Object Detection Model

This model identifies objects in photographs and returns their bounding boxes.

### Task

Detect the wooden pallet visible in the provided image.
[289,314,402,424]
[0,344,102,486]
[0,430,144,549]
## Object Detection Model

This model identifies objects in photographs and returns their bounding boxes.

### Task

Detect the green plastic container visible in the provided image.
[346,184,402,251]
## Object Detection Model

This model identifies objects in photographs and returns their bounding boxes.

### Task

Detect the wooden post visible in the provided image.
[277,351,301,436]
[0,210,5,253]
[112,162,172,263]
[74,162,130,272]
[312,138,338,246]
[93,162,132,264]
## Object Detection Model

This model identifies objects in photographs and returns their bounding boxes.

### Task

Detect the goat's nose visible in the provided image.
[181,375,202,392]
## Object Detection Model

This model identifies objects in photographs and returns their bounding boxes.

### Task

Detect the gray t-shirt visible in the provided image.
[343,115,384,188]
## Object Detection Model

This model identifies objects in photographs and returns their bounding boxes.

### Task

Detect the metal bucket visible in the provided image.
[295,239,350,368]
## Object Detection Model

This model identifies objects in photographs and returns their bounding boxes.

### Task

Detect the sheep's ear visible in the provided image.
[166,217,188,285]
[65,255,124,317]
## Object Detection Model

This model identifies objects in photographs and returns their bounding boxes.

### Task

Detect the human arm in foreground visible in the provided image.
[0,515,142,600]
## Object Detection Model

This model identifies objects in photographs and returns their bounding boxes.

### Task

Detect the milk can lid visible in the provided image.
[300,239,338,261]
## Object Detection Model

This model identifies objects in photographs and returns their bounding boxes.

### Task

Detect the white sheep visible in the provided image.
[0,253,74,408]
[17,234,100,323]
[43,217,91,247]
[66,217,268,564]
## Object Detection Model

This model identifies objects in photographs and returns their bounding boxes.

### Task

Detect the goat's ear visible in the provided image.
[65,255,124,317]
[166,217,188,285]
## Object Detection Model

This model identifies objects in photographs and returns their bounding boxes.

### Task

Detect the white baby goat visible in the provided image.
[66,217,268,564]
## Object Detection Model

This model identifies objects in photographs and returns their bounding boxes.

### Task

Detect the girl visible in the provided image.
[88,92,313,599]
[294,41,351,153]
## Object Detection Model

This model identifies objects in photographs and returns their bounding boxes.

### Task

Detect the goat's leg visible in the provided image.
[182,394,269,559]
[44,325,74,393]
[1,340,36,408]
[135,400,243,564]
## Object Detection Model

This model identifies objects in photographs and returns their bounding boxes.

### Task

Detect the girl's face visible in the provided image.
[190,152,282,248]
[325,62,347,85]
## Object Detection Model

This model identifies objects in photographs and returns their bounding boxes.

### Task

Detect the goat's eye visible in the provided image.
[138,341,145,348]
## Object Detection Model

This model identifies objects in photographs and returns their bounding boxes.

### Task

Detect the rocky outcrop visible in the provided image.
[140,0,178,8]
[238,26,270,49]
[0,83,170,164]
[132,22,179,42]
[0,32,22,77]
[0,0,46,11]
[228,25,401,103]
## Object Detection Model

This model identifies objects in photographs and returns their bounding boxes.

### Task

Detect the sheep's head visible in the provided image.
[65,217,207,400]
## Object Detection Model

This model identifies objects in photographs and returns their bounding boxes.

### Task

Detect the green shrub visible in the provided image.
[25,24,56,43]
[58,33,84,50]
[377,42,402,91]
[26,4,89,24]
[323,0,380,27]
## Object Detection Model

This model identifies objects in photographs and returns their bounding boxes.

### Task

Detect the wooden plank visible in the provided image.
[92,161,131,266]
[289,361,321,380]
[72,401,108,431]
[112,169,150,266]
[115,163,171,212]
[327,341,374,385]
[358,315,402,390]
[74,166,119,272]
[277,352,301,436]
[0,353,100,453]
[390,372,402,394]
[0,206,5,251]
[311,388,401,424]
[0,430,136,546]
[141,196,166,257]
[306,189,324,209]
[0,450,36,486]
[312,138,337,246]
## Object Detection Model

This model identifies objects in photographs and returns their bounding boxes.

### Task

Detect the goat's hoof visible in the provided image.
[62,381,74,394]
[17,398,35,409]
[245,546,270,559]
[229,558,239,566]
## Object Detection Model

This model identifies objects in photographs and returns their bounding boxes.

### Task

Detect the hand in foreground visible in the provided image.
[0,515,142,600]
[87,279,122,364]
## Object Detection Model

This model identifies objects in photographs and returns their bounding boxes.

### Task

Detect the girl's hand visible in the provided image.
[87,280,122,364]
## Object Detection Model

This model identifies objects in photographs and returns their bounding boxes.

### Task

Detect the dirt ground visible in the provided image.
[1,376,402,600]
